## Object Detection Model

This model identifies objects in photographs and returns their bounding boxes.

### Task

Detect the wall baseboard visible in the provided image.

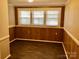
[62,43,69,59]
[10,39,16,43]
[10,38,68,59]
[4,54,11,59]
[16,38,63,43]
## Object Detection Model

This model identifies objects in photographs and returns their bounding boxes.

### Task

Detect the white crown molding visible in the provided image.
[65,0,71,5]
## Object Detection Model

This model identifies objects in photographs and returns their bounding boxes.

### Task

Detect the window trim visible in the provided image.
[15,6,65,27]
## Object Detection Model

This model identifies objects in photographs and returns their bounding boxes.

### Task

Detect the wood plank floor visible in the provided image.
[9,40,66,59]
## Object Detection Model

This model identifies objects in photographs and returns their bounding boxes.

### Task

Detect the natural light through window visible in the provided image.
[17,8,61,27]
[32,11,44,25]
[19,11,30,25]
[46,11,59,26]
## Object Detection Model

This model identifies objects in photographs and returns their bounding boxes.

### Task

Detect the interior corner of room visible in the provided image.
[0,0,79,59]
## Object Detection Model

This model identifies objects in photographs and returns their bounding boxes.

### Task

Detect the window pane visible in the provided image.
[33,18,44,25]
[47,14,58,18]
[47,11,59,14]
[46,11,59,26]
[46,19,58,26]
[18,11,30,25]
[19,18,30,25]
[32,11,44,25]
[20,11,30,17]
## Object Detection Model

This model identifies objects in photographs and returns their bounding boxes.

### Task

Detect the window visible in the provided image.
[18,11,30,25]
[32,11,44,25]
[17,8,62,27]
[46,11,60,26]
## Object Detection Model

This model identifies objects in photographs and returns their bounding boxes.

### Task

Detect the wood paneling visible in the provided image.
[47,28,63,41]
[40,28,48,40]
[15,7,18,25]
[14,27,63,42]
[60,6,65,27]
[30,27,40,39]
[9,27,15,41]
[63,31,79,59]
[15,6,65,8]
[15,27,31,39]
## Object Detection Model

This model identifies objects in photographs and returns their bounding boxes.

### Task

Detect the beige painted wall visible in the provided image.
[8,6,15,26]
[0,38,10,59]
[0,0,10,59]
[0,0,9,38]
[64,0,79,40]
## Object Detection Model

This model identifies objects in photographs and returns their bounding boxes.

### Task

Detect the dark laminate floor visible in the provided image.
[9,40,66,59]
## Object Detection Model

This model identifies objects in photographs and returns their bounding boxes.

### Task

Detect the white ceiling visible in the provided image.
[8,0,67,6]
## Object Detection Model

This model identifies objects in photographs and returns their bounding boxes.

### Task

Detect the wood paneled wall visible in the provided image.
[9,26,79,59]
[9,27,15,41]
[63,31,79,59]
[14,27,64,42]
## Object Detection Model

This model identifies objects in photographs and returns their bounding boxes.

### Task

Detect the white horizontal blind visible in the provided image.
[46,10,60,26]
[18,11,30,25]
[32,11,44,25]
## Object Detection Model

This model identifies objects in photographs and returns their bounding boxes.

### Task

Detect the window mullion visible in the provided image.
[44,11,46,26]
[30,11,32,25]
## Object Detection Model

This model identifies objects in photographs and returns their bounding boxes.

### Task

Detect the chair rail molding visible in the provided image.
[0,35,9,42]
[64,28,79,46]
